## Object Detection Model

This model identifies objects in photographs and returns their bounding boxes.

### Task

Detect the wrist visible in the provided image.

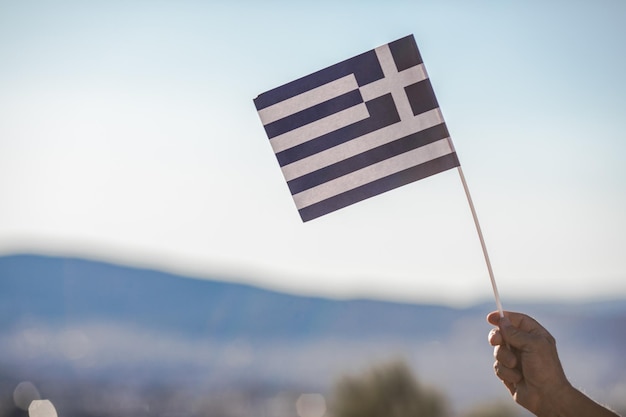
[537,384,619,417]
[535,381,575,417]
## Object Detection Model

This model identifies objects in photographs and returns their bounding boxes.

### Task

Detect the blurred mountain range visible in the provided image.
[1,254,625,416]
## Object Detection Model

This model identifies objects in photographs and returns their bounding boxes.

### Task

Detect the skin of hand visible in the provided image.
[487,311,572,415]
[487,311,621,417]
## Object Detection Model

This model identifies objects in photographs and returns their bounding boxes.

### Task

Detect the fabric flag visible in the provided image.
[254,34,459,222]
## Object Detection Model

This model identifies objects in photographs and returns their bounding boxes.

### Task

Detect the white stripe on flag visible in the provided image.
[292,137,454,209]
[257,74,359,125]
[268,103,369,154]
[281,107,444,181]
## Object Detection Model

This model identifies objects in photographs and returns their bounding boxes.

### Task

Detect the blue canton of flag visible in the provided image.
[254,34,460,222]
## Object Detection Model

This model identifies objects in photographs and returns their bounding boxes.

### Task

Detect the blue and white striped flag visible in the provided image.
[254,34,459,222]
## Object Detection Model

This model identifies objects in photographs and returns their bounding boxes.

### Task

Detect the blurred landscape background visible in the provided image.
[1,254,624,416]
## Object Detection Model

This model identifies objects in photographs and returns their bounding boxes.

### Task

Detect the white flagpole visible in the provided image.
[456,165,505,317]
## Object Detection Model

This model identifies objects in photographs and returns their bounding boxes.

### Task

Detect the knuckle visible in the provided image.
[493,360,502,375]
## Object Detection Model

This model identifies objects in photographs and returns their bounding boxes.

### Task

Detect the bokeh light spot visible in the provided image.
[29,400,58,417]
[13,381,41,411]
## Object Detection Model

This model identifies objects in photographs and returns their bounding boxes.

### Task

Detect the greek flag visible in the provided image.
[254,34,459,222]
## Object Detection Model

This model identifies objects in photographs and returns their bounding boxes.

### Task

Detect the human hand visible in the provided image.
[487,311,571,416]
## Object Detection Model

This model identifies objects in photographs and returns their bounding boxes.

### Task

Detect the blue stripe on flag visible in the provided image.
[263,89,364,139]
[297,153,460,222]
[254,50,383,110]
[286,123,450,195]
[275,94,400,166]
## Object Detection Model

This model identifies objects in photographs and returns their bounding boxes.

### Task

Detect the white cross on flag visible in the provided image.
[254,34,459,222]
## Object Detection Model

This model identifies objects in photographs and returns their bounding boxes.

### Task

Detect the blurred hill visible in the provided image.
[1,254,625,416]
[0,254,465,340]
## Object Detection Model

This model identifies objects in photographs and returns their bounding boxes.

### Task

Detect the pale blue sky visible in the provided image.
[1,1,625,306]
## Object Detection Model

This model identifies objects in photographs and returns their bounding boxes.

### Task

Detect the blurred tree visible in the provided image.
[330,360,448,417]
[463,402,519,417]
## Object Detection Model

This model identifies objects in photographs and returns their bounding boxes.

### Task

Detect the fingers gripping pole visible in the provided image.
[456,166,505,317]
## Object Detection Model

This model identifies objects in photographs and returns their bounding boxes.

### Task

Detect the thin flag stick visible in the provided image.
[456,165,505,318]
